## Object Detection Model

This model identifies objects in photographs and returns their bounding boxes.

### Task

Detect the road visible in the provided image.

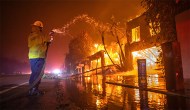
[0,75,86,110]
[0,75,58,110]
[0,74,190,110]
[0,75,29,94]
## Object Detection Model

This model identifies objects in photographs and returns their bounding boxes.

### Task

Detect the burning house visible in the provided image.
[125,15,163,71]
[125,0,190,91]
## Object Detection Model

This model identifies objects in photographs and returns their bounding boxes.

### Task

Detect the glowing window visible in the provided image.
[132,26,140,42]
[149,22,161,36]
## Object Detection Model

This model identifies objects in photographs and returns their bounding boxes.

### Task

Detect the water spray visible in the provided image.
[50,14,126,40]
[51,14,111,38]
[51,29,64,34]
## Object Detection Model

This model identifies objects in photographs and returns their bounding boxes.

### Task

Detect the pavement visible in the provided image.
[184,79,190,95]
[1,74,190,110]
[0,75,87,110]
[0,79,58,110]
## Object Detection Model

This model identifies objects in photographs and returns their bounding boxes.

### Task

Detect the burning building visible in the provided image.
[125,0,190,91]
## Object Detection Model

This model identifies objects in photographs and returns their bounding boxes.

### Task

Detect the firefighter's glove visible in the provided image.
[49,31,55,42]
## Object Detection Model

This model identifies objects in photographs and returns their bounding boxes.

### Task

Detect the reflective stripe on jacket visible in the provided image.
[28,32,48,59]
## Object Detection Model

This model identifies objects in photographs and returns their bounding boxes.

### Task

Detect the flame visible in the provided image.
[132,46,161,69]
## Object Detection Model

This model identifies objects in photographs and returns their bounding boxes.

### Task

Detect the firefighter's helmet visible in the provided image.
[32,21,43,28]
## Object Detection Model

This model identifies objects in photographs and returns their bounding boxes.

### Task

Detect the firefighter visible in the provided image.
[28,20,52,95]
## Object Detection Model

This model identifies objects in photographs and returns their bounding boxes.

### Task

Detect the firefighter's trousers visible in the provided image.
[29,58,45,89]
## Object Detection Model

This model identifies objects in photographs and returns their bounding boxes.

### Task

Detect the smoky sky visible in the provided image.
[1,0,144,71]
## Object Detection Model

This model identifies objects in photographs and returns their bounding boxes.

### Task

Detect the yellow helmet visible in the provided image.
[32,21,43,28]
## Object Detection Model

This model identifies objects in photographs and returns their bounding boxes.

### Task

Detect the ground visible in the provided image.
[0,74,190,110]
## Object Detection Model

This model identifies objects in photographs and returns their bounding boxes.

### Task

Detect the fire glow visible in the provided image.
[52,69,61,74]
[132,46,162,70]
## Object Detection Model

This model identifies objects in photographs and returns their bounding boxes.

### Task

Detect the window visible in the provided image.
[132,26,140,42]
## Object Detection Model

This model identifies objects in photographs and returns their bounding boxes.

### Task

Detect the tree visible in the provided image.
[141,0,177,42]
[66,31,94,73]
[100,17,133,71]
